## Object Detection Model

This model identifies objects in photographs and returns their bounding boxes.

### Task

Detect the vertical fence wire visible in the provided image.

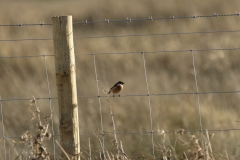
[141,52,155,159]
[89,138,92,160]
[108,99,118,143]
[92,53,106,159]
[43,55,56,159]
[191,50,203,144]
[0,96,6,160]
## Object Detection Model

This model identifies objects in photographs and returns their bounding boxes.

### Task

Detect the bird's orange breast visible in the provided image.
[111,85,123,94]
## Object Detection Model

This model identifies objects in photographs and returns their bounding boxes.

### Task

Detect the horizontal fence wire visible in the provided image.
[0,128,240,139]
[0,97,57,102]
[1,47,240,59]
[0,38,52,42]
[0,54,54,59]
[0,12,240,27]
[0,22,52,27]
[75,48,240,55]
[2,29,240,42]
[78,90,240,98]
[73,13,240,25]
[1,90,240,102]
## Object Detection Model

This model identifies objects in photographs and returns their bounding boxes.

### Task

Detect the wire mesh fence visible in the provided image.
[1,11,240,159]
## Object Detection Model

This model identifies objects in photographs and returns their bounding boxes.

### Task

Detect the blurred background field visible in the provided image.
[1,0,240,159]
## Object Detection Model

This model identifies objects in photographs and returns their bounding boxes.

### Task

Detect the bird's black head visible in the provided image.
[118,81,125,85]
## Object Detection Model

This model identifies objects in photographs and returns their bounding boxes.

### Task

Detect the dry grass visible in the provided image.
[1,0,240,159]
[9,98,51,159]
[0,97,237,159]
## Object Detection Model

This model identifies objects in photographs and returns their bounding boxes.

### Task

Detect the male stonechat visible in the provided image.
[108,81,125,97]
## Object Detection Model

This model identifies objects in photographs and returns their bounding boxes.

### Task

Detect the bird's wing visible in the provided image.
[108,87,114,94]
[110,83,118,90]
[108,83,118,94]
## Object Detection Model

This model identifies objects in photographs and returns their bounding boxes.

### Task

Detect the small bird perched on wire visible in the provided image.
[108,81,125,97]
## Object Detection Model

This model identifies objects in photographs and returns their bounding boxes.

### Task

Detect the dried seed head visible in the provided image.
[45,132,52,139]
[177,129,185,135]
[39,125,44,130]
[210,133,214,140]
[157,129,165,135]
[45,115,51,122]
[30,97,36,104]
[109,121,113,126]
[20,131,31,141]
[190,135,196,140]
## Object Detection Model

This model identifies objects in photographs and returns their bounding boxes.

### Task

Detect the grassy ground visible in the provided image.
[1,0,240,159]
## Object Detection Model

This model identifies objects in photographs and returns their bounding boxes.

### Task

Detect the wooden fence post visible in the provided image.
[51,15,80,159]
